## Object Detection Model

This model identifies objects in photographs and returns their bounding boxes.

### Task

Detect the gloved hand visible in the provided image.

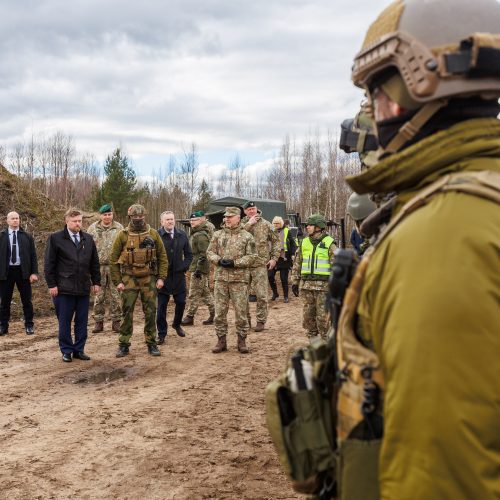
[193,269,202,278]
[219,259,235,268]
[292,284,300,297]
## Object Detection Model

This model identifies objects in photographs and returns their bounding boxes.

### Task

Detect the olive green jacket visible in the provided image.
[189,221,213,275]
[109,224,169,285]
[346,118,500,499]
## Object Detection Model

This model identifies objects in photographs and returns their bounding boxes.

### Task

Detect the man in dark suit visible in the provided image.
[156,211,192,343]
[0,211,38,335]
[44,208,101,362]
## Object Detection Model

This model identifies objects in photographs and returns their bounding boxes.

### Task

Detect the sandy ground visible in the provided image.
[0,296,307,500]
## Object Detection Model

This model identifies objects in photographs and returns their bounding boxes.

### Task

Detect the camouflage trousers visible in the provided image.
[214,281,249,339]
[93,265,122,322]
[248,266,268,324]
[118,274,158,346]
[186,273,215,317]
[301,288,330,339]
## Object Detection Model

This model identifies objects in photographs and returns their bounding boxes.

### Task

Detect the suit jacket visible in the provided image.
[0,227,38,280]
[158,227,192,295]
[44,226,101,296]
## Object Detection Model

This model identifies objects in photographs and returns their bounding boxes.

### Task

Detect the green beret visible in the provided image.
[190,210,205,219]
[242,201,256,209]
[99,203,113,214]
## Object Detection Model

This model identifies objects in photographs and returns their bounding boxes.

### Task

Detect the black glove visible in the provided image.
[219,259,235,268]
[193,269,202,278]
[292,284,300,297]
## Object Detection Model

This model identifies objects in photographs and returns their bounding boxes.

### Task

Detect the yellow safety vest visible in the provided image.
[300,235,334,279]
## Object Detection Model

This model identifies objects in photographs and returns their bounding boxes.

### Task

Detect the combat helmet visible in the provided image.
[127,204,147,217]
[352,0,500,153]
[347,193,377,221]
[306,214,327,229]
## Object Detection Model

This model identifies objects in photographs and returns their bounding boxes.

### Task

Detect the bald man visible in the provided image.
[0,211,38,335]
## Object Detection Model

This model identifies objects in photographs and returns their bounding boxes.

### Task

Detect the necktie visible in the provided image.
[11,231,17,264]
[169,232,174,240]
[73,233,79,246]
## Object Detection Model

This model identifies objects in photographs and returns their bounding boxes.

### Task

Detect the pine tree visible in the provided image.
[192,178,213,212]
[93,148,143,219]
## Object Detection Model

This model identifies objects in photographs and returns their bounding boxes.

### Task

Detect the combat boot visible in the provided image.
[181,315,194,326]
[202,312,215,325]
[254,322,265,332]
[148,344,161,356]
[92,321,104,333]
[237,335,249,354]
[116,344,129,358]
[212,335,227,353]
[112,320,121,333]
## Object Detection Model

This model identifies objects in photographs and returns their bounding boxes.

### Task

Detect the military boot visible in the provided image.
[116,344,129,358]
[148,344,161,356]
[181,315,194,326]
[237,335,249,354]
[112,320,121,333]
[202,312,215,325]
[254,322,265,332]
[92,321,104,333]
[212,335,227,353]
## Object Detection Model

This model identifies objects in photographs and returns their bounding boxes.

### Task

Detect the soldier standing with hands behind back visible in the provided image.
[87,203,123,333]
[109,204,168,358]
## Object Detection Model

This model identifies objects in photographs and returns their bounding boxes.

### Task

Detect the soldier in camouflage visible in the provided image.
[291,214,336,339]
[206,206,257,354]
[181,210,215,326]
[87,203,124,333]
[109,204,168,357]
[241,201,280,332]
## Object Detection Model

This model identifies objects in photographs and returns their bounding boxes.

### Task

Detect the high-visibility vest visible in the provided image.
[280,227,289,252]
[300,235,334,279]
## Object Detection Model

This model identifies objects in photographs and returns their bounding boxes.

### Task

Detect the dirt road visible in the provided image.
[0,299,306,500]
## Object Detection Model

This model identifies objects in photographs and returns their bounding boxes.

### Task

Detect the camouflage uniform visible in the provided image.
[241,210,280,325]
[292,231,336,338]
[87,219,124,323]
[109,224,168,346]
[186,220,215,317]
[206,222,256,340]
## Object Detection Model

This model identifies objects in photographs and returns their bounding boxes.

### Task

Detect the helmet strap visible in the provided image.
[384,98,448,154]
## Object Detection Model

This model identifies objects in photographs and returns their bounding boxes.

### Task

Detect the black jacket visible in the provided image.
[158,227,192,295]
[275,228,298,270]
[44,227,101,296]
[0,227,38,280]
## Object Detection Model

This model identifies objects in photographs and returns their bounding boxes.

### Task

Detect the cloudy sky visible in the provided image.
[0,0,393,177]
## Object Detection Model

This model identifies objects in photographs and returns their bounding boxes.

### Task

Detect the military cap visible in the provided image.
[189,210,205,219]
[242,201,256,209]
[98,203,113,214]
[306,213,327,229]
[127,204,147,217]
[224,206,241,217]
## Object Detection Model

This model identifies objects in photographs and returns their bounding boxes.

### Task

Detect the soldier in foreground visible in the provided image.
[87,203,123,333]
[109,204,168,357]
[291,214,336,339]
[206,207,256,354]
[181,210,215,326]
[338,0,500,497]
[241,201,280,332]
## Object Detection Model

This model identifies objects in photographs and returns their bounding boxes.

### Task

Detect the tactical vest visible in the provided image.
[300,235,334,280]
[266,170,500,500]
[117,229,157,277]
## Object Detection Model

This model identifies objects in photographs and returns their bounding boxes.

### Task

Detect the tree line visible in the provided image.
[0,130,361,225]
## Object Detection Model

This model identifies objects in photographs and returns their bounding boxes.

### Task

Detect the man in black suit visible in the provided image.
[44,208,101,362]
[0,211,38,335]
[156,211,192,343]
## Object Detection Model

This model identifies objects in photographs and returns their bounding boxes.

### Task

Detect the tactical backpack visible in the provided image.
[266,170,500,499]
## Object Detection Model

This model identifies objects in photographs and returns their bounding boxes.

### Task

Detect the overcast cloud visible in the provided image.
[0,0,393,175]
